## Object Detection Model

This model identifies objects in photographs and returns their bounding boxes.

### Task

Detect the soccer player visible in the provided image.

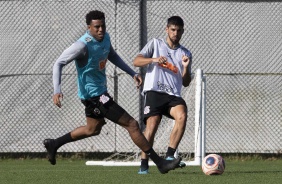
[133,16,192,174]
[43,10,181,174]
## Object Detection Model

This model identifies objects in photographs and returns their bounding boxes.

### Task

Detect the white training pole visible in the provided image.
[186,69,203,166]
[201,76,206,163]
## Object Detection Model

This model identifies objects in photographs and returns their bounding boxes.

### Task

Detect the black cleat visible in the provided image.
[166,156,186,168]
[157,157,182,174]
[43,139,57,165]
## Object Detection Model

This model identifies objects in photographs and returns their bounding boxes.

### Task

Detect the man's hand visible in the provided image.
[133,74,143,89]
[53,93,63,108]
[154,56,167,64]
[182,55,190,68]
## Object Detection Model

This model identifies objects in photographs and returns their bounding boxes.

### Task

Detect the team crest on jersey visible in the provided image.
[85,37,92,42]
[99,59,107,70]
[144,106,150,114]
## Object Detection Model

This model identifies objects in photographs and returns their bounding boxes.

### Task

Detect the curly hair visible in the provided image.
[86,10,105,25]
[167,16,184,27]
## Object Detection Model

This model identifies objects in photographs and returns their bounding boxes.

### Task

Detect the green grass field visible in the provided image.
[0,158,281,184]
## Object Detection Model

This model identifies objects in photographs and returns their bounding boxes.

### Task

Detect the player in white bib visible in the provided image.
[133,16,192,174]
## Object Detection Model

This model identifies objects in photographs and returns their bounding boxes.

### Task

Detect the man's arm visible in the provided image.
[133,54,162,67]
[53,41,86,94]
[108,45,136,77]
[108,45,142,88]
[133,39,160,67]
[182,55,192,87]
[52,41,86,107]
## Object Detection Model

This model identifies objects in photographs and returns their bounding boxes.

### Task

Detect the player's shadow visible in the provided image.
[173,170,282,175]
[229,170,282,174]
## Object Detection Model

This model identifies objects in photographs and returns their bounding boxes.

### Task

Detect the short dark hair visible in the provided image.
[86,10,105,25]
[167,16,184,27]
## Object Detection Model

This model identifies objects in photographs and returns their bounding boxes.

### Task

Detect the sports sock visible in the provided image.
[144,148,163,165]
[54,132,74,149]
[166,147,176,158]
[140,159,149,170]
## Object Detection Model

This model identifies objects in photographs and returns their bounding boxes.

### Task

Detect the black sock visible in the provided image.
[144,148,163,166]
[54,132,74,149]
[140,159,149,171]
[166,147,176,158]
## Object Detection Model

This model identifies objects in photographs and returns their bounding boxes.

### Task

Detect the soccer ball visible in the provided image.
[202,154,225,175]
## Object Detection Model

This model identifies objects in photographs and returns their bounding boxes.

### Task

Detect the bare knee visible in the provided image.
[117,113,140,132]
[86,126,102,136]
[125,118,140,132]
[174,112,187,125]
[85,119,106,136]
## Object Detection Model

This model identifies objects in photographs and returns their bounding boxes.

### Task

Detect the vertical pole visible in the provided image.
[113,1,118,153]
[194,69,203,165]
[138,0,147,131]
[113,69,118,152]
[201,76,206,165]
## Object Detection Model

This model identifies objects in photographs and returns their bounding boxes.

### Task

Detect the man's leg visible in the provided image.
[138,115,161,174]
[43,118,106,165]
[117,112,181,174]
[166,105,187,167]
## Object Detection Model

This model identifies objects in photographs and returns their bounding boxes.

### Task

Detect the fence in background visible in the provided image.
[0,0,281,156]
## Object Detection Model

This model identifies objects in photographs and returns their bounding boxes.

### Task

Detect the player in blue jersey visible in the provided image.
[133,16,192,174]
[43,10,181,174]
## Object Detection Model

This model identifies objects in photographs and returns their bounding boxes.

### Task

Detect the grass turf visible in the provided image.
[0,158,281,184]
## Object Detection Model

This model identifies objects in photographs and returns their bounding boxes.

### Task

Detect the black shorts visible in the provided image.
[143,91,187,123]
[81,92,125,123]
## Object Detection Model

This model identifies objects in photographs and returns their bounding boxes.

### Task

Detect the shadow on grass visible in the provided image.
[227,170,282,174]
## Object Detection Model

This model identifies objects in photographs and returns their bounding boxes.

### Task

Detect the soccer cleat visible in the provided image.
[157,157,181,174]
[43,139,57,165]
[166,156,186,168]
[138,168,149,174]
